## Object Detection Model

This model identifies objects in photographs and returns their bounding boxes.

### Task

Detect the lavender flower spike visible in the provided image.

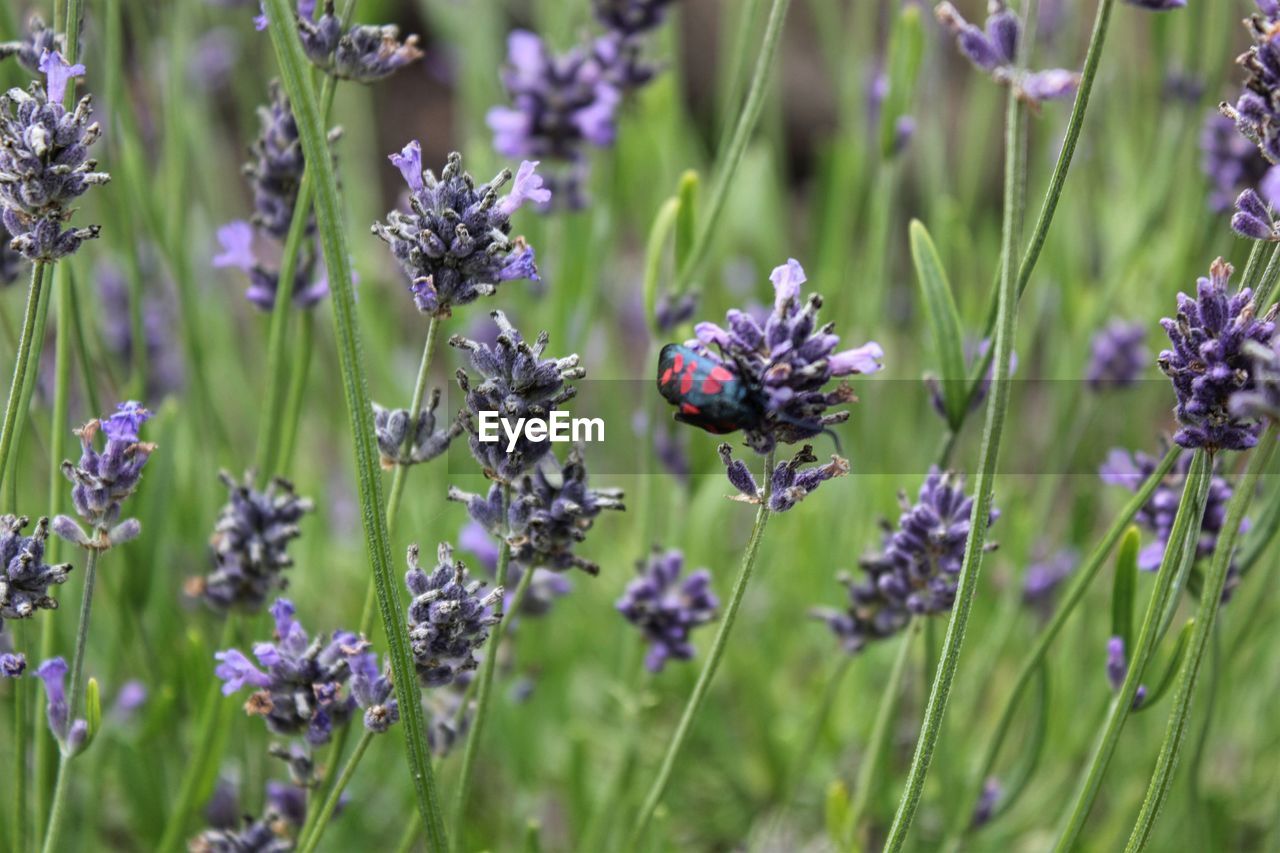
[372,393,462,469]
[0,50,108,260]
[1224,3,1280,163]
[53,402,155,550]
[1201,111,1280,214]
[297,0,423,82]
[617,548,719,672]
[1,515,72,623]
[374,148,543,316]
[213,598,357,744]
[505,449,624,575]
[404,543,503,687]
[1157,258,1277,452]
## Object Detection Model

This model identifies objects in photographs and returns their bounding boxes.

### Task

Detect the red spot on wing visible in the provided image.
[672,353,684,372]
[660,367,673,386]
[680,402,700,415]
[679,366,695,395]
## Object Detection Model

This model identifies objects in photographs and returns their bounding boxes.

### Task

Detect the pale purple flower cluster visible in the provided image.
[719,443,850,513]
[404,543,503,687]
[1224,2,1280,164]
[813,468,998,653]
[692,259,883,454]
[371,395,461,469]
[450,311,582,482]
[212,83,334,310]
[1232,188,1280,241]
[1,515,71,623]
[297,0,423,82]
[1087,321,1148,390]
[214,598,357,744]
[1157,258,1277,451]
[197,471,315,612]
[1202,111,1280,213]
[374,147,545,316]
[459,520,572,617]
[1100,448,1235,571]
[52,402,154,549]
[346,644,399,733]
[616,548,719,672]
[935,2,1080,104]
[0,51,108,260]
[0,16,64,75]
[34,656,87,749]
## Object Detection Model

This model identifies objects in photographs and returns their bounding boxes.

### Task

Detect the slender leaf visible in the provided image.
[909,220,968,428]
[1111,526,1140,649]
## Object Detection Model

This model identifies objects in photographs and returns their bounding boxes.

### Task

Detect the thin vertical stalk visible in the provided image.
[451,513,528,848]
[11,623,28,852]
[0,261,49,493]
[1126,426,1279,851]
[1053,451,1214,851]
[1249,242,1280,309]
[298,729,376,853]
[40,543,102,853]
[262,2,446,848]
[674,0,792,292]
[844,618,920,848]
[278,307,316,474]
[945,446,1183,845]
[626,449,776,848]
[880,83,1028,853]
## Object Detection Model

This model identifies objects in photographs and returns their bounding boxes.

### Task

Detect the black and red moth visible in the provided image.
[656,343,764,435]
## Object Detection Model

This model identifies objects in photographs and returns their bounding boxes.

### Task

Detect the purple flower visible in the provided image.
[245,81,331,237]
[371,394,462,469]
[506,449,624,575]
[1100,448,1238,576]
[1087,321,1149,390]
[212,219,330,311]
[1022,547,1076,614]
[1105,636,1147,708]
[813,468,998,653]
[374,149,544,316]
[344,644,399,733]
[449,312,583,482]
[1,515,71,623]
[194,472,314,613]
[1201,111,1280,214]
[688,258,883,455]
[35,656,85,745]
[972,777,1003,828]
[296,0,423,82]
[935,2,1080,104]
[0,50,108,260]
[1158,258,1277,452]
[189,815,293,853]
[213,598,357,744]
[617,548,719,672]
[1224,5,1280,163]
[1232,188,1280,241]
[0,16,65,75]
[1,652,27,677]
[111,680,147,722]
[718,443,850,513]
[52,403,155,549]
[404,543,503,687]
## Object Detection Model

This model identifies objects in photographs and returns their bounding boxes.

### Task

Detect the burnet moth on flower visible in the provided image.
[656,343,764,435]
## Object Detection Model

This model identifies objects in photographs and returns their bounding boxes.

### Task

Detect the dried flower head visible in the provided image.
[0,51,108,260]
[298,0,423,82]
[1087,320,1149,390]
[213,598,357,744]
[1157,258,1277,451]
[53,402,154,549]
[1,515,71,623]
[691,258,883,453]
[506,450,624,574]
[935,1,1080,104]
[372,394,462,469]
[616,548,719,672]
[195,471,314,612]
[374,146,545,316]
[450,311,582,482]
[813,468,998,653]
[718,443,849,513]
[404,543,503,687]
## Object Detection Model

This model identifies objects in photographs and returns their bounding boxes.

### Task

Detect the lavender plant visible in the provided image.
[616,548,719,673]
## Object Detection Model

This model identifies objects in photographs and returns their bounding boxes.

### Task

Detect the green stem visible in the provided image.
[298,730,376,853]
[360,314,443,637]
[278,307,316,475]
[674,0,792,293]
[626,449,776,847]
[451,520,528,849]
[155,617,239,852]
[881,81,1028,853]
[1125,427,1279,851]
[263,2,446,848]
[844,618,920,848]
[11,623,28,852]
[1250,242,1280,310]
[945,445,1183,845]
[965,0,1118,410]
[40,541,102,853]
[0,261,49,494]
[1053,451,1214,851]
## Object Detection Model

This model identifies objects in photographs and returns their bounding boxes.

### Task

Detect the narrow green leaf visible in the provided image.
[82,678,101,752]
[1134,618,1195,713]
[674,170,699,276]
[1111,526,1140,649]
[643,197,680,336]
[825,780,851,846]
[878,4,924,158]
[908,220,968,428]
[261,1,447,849]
